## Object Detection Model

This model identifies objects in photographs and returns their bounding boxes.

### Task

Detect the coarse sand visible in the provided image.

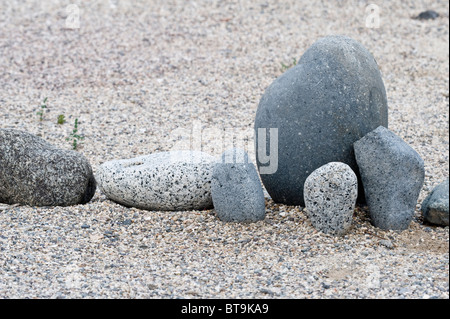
[0,0,448,299]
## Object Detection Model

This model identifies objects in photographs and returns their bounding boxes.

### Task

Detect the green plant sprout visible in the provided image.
[66,118,84,150]
[281,57,297,72]
[37,97,48,121]
[57,114,66,125]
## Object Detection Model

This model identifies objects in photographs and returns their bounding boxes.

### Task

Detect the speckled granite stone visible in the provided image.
[96,151,217,211]
[211,148,265,223]
[304,162,358,236]
[0,129,96,206]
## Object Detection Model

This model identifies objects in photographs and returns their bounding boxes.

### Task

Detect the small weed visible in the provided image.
[57,114,66,125]
[37,97,48,121]
[66,118,84,150]
[281,57,297,72]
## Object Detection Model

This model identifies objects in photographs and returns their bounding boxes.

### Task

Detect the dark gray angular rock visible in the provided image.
[255,35,388,206]
[421,179,449,226]
[211,148,265,223]
[304,162,358,236]
[0,129,96,206]
[354,126,425,230]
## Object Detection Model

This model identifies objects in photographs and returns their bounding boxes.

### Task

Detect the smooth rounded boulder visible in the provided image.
[254,35,388,206]
[96,151,216,211]
[0,129,96,206]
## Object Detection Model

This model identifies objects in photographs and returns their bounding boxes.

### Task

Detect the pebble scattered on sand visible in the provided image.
[0,0,448,299]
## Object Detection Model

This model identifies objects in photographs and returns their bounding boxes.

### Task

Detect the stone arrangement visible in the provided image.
[0,128,96,207]
[254,35,388,206]
[211,148,265,223]
[354,126,425,230]
[421,179,449,226]
[96,151,216,211]
[304,162,358,236]
[0,35,445,235]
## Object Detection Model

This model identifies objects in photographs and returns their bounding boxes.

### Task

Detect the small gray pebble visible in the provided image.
[322,282,331,289]
[121,219,132,226]
[380,239,394,249]
[415,10,439,20]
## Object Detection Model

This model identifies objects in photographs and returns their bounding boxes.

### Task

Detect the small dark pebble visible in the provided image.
[260,288,274,295]
[105,264,116,269]
[322,282,331,289]
[81,224,90,229]
[415,10,439,20]
[104,231,116,239]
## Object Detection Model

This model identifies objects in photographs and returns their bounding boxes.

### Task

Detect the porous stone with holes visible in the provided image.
[96,151,216,211]
[303,162,358,236]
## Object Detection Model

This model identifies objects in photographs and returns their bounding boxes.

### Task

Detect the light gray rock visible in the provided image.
[421,179,449,226]
[255,35,388,206]
[0,129,96,206]
[379,239,394,249]
[303,162,358,236]
[354,126,425,230]
[96,151,216,211]
[211,148,265,223]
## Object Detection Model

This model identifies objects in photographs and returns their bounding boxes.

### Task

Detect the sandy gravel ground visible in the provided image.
[0,0,448,299]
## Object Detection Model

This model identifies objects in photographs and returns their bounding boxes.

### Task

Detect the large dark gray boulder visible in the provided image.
[0,129,96,206]
[354,126,425,230]
[421,179,449,226]
[254,35,388,206]
[304,162,358,236]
